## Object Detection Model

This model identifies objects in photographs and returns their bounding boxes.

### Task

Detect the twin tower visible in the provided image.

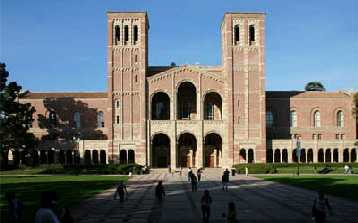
[106,12,266,168]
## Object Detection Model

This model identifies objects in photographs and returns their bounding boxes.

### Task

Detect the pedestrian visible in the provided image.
[60,207,74,223]
[197,168,202,182]
[155,181,165,202]
[35,191,60,223]
[201,190,212,223]
[222,169,230,191]
[188,167,193,182]
[191,173,198,192]
[227,202,238,223]
[6,192,23,223]
[344,164,349,174]
[245,167,248,176]
[113,181,128,202]
[312,190,332,223]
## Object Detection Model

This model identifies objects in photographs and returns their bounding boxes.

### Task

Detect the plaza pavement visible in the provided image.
[72,170,358,223]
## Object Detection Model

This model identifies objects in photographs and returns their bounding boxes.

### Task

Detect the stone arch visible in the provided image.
[84,150,91,165]
[128,150,135,164]
[177,133,197,167]
[177,81,197,120]
[300,149,306,163]
[119,150,127,164]
[92,150,99,164]
[325,149,331,163]
[248,149,254,163]
[100,150,106,164]
[151,91,170,120]
[307,149,314,163]
[203,91,222,120]
[343,148,349,162]
[204,133,222,167]
[351,148,357,162]
[274,149,281,163]
[333,148,339,163]
[282,149,288,163]
[318,149,324,163]
[240,149,247,163]
[292,149,298,163]
[152,133,170,168]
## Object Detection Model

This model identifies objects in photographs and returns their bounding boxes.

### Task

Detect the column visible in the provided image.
[170,135,176,170]
[313,149,318,163]
[288,149,293,163]
[196,137,203,168]
[280,149,283,163]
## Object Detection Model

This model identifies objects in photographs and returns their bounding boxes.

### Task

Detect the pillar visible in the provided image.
[196,137,203,168]
[170,136,176,170]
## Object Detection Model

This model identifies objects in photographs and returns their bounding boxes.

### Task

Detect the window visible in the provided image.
[116,100,120,109]
[249,25,255,45]
[74,112,81,129]
[135,75,138,83]
[234,25,240,43]
[116,115,120,124]
[290,111,297,127]
[134,55,138,62]
[317,134,322,140]
[312,134,316,140]
[314,111,321,128]
[97,111,104,128]
[266,111,274,127]
[133,25,138,43]
[114,25,120,45]
[336,111,344,128]
[124,25,129,43]
[155,102,164,119]
[49,111,57,125]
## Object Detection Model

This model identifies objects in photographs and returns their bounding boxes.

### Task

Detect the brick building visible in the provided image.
[18,12,357,168]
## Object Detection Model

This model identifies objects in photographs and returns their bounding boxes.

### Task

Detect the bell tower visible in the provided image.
[222,13,266,164]
[107,12,148,164]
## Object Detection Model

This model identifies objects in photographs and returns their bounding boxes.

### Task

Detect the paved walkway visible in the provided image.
[72,172,358,223]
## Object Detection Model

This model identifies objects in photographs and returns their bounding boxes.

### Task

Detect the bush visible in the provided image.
[39,163,145,175]
[233,163,358,174]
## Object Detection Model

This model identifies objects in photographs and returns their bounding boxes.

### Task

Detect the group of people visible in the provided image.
[6,191,74,223]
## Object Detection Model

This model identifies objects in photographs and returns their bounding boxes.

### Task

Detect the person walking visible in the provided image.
[197,168,202,182]
[222,169,230,192]
[35,191,60,223]
[113,181,128,202]
[312,190,332,223]
[155,181,166,202]
[201,190,212,223]
[191,173,198,192]
[188,167,193,182]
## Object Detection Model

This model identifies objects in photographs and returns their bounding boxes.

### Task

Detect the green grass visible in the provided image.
[260,175,358,201]
[0,175,128,223]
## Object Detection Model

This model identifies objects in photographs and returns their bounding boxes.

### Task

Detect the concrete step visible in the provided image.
[149,168,170,174]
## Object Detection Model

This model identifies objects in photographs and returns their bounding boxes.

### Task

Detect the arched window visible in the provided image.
[114,25,120,45]
[266,111,274,127]
[290,110,297,127]
[234,25,240,43]
[133,25,138,44]
[49,111,57,125]
[249,25,255,45]
[97,111,104,128]
[74,112,81,129]
[124,25,129,43]
[336,110,344,128]
[314,111,321,128]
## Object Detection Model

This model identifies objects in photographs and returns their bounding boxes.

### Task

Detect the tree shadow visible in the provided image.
[37,97,107,149]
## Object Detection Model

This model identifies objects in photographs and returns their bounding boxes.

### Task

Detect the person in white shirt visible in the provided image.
[35,191,60,223]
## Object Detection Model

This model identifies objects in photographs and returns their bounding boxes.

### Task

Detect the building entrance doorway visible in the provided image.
[204,133,222,167]
[177,133,197,168]
[151,134,170,168]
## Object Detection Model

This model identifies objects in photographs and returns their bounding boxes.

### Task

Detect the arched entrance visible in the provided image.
[177,133,197,167]
[325,149,331,163]
[274,149,281,163]
[152,134,170,168]
[177,82,197,120]
[240,149,247,163]
[204,92,222,120]
[204,133,222,167]
[282,149,288,163]
[151,92,170,120]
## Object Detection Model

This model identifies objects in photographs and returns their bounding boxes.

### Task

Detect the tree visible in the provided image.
[353,92,358,146]
[0,63,37,168]
[304,82,326,91]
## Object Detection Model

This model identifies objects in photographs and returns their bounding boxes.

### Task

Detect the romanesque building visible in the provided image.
[18,12,357,168]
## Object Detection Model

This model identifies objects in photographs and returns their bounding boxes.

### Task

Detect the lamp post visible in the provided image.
[296,137,301,176]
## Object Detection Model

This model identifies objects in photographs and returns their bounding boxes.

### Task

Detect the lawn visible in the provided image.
[260,175,358,201]
[0,175,128,223]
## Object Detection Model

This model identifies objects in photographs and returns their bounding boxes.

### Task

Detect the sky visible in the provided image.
[1,0,357,92]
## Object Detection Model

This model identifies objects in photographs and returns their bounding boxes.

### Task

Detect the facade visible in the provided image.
[18,12,357,168]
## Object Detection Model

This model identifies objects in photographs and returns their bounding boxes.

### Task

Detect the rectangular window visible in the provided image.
[335,134,340,140]
[124,25,129,43]
[340,134,344,140]
[312,134,316,140]
[317,134,322,140]
[207,103,214,120]
[116,115,120,124]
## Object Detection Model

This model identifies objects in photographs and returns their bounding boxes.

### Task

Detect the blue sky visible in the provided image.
[1,0,357,92]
